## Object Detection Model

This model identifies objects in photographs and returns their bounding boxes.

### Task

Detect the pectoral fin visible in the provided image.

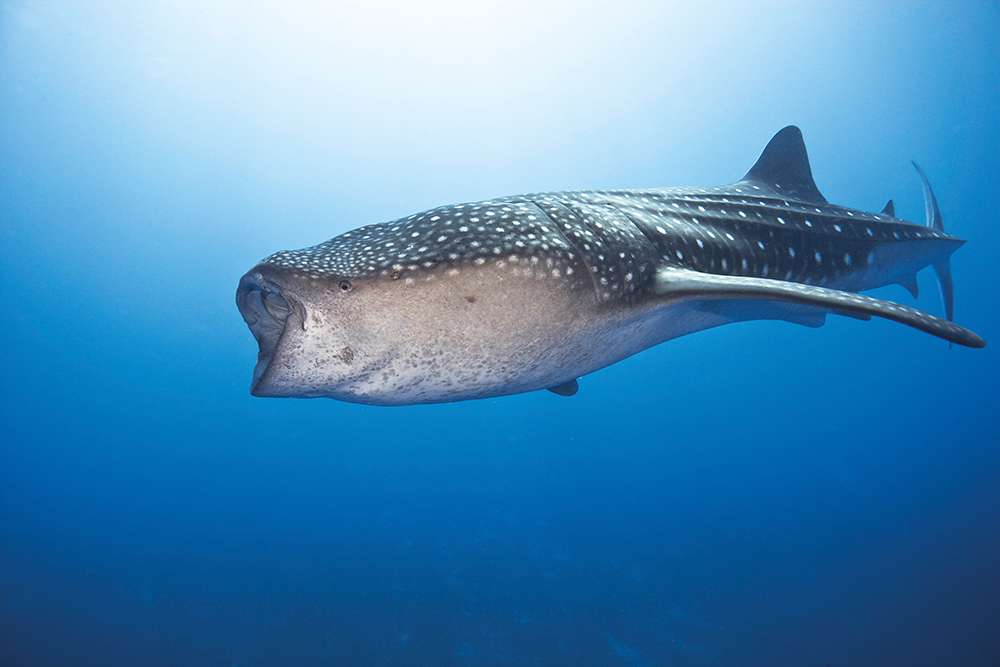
[654,267,985,348]
[547,379,579,397]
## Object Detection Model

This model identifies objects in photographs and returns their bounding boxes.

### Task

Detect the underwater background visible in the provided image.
[2,2,998,665]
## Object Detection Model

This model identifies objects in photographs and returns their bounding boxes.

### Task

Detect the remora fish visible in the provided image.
[237,126,985,405]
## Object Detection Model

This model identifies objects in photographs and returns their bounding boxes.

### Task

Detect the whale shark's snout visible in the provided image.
[236,266,302,396]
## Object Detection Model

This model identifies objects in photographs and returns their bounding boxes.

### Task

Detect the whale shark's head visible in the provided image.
[237,200,595,404]
[236,262,357,399]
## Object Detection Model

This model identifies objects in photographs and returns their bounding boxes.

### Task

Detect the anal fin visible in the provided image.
[898,275,919,299]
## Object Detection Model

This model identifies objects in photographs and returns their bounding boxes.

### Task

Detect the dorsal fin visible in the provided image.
[881,199,896,217]
[741,126,827,204]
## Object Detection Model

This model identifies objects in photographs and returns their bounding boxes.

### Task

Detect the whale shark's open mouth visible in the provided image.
[236,272,296,394]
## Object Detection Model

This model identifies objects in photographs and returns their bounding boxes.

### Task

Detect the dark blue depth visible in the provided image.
[2,3,998,665]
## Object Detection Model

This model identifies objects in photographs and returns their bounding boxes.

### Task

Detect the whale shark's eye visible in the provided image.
[338,279,353,292]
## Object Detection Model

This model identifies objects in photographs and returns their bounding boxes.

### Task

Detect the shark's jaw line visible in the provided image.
[236,272,299,396]
[236,125,985,405]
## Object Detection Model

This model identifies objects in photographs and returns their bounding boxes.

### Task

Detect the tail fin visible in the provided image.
[911,162,954,321]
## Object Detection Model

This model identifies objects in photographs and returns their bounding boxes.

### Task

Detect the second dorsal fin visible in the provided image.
[741,126,827,204]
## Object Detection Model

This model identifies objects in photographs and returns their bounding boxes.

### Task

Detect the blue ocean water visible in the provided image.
[2,2,998,665]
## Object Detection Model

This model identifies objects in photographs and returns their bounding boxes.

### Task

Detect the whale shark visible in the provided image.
[237,126,985,405]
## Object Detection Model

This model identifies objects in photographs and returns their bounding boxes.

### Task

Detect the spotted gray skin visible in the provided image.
[237,126,985,405]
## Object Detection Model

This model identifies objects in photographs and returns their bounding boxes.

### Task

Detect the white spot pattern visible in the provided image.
[258,183,961,310]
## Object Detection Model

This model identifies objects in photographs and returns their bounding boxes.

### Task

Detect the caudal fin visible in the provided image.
[911,161,954,321]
